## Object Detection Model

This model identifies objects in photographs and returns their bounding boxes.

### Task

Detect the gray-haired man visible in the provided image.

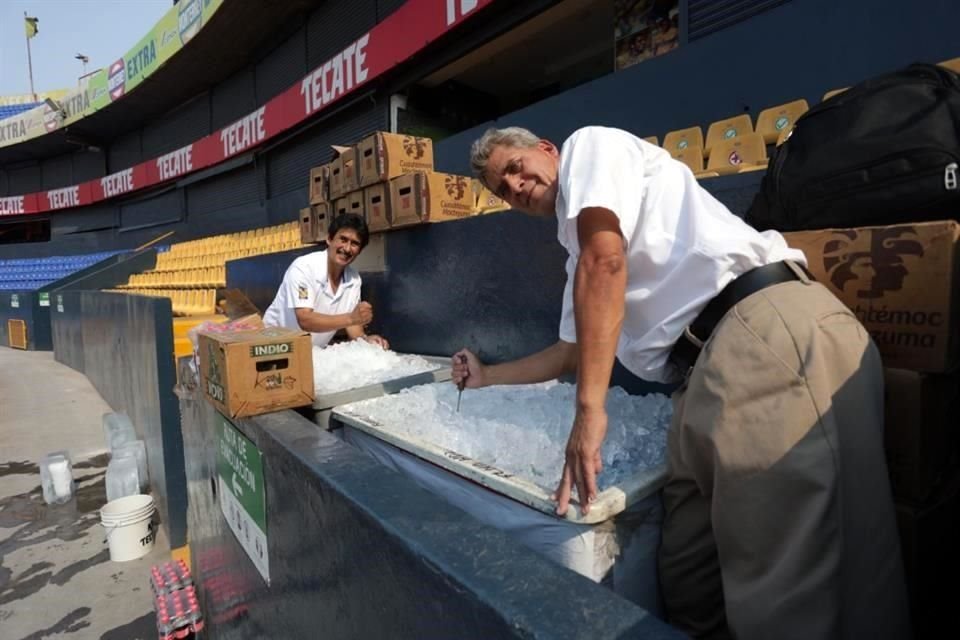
[452,125,909,639]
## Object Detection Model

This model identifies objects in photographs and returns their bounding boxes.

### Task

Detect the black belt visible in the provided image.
[669,261,809,376]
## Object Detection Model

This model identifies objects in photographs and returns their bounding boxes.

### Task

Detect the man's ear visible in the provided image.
[537,139,559,158]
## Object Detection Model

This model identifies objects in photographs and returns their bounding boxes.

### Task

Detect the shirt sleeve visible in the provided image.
[348,275,362,311]
[558,127,646,245]
[558,254,577,343]
[280,259,317,310]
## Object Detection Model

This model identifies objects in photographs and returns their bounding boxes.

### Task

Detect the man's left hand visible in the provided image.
[553,408,607,516]
[363,334,390,350]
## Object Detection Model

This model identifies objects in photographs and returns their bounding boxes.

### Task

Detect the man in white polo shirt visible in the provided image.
[452,126,909,638]
[264,213,388,349]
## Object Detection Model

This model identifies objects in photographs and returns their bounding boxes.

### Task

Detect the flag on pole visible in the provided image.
[25,16,39,39]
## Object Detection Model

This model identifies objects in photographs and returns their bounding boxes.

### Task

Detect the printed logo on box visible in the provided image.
[250,342,293,358]
[823,227,925,300]
[402,136,428,159]
[444,175,468,199]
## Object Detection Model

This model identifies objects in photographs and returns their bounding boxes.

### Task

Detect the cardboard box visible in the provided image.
[329,148,359,199]
[298,203,331,244]
[784,221,960,372]
[364,183,391,232]
[299,207,316,245]
[333,191,364,221]
[471,178,510,214]
[389,171,475,228]
[357,132,434,188]
[198,326,314,418]
[883,368,960,503]
[309,165,329,204]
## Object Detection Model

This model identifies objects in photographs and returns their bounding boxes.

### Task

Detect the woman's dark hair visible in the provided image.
[327,212,370,248]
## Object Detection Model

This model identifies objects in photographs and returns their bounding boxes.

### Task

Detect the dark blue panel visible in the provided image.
[211,68,256,130]
[41,153,73,190]
[306,0,376,69]
[141,94,212,158]
[255,27,307,104]
[79,292,187,548]
[51,291,85,373]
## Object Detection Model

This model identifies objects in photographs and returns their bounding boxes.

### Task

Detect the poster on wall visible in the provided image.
[614,0,679,71]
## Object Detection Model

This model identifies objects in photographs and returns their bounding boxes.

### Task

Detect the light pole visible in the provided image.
[75,53,89,81]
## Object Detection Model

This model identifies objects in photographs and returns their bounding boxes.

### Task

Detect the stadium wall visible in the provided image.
[1,0,958,262]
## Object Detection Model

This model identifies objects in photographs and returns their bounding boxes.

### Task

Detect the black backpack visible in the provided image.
[745,63,960,232]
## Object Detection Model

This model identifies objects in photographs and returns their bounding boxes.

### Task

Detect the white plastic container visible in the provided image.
[114,440,149,491]
[39,450,74,504]
[105,455,140,502]
[101,494,156,562]
[102,412,136,450]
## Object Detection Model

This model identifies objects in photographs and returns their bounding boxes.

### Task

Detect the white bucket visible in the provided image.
[100,494,157,562]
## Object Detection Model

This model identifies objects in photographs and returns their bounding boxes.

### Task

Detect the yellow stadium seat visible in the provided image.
[643,136,659,146]
[756,99,809,145]
[663,126,705,157]
[705,133,768,176]
[672,145,705,174]
[822,87,848,102]
[939,57,960,74]
[704,115,754,158]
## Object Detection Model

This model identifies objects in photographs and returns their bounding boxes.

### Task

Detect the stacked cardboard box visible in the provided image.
[784,220,960,629]
[299,132,508,242]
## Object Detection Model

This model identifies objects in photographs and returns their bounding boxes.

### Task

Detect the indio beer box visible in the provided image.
[198,327,314,418]
[389,171,475,227]
[357,132,434,187]
[784,221,960,372]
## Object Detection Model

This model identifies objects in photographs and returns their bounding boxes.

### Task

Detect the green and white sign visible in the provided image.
[216,412,269,583]
[38,293,50,307]
[56,294,64,313]
[10,294,19,308]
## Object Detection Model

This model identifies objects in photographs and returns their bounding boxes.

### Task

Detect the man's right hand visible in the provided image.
[350,302,373,326]
[452,348,487,389]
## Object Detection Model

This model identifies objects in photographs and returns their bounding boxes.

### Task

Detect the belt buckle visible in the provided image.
[683,326,705,349]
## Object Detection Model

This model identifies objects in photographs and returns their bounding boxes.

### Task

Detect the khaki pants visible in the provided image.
[658,272,911,639]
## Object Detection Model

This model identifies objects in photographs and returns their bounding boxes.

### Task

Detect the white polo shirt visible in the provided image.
[555,126,806,384]
[263,250,362,348]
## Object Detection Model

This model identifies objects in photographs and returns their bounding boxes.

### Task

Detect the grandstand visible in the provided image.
[0,1,957,638]
[0,102,41,120]
[0,250,124,290]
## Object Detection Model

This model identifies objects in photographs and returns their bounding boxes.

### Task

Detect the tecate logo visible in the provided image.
[108,60,126,101]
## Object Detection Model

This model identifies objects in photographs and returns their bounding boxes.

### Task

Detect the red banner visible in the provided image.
[3,0,495,217]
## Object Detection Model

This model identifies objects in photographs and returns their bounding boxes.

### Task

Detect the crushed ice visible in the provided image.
[342,381,672,492]
[313,340,441,395]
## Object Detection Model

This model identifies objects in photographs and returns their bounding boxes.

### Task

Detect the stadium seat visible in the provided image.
[822,87,848,101]
[663,126,705,157]
[705,133,768,176]
[755,99,809,145]
[704,115,754,158]
[643,136,659,146]
[939,57,960,73]
[672,145,705,174]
